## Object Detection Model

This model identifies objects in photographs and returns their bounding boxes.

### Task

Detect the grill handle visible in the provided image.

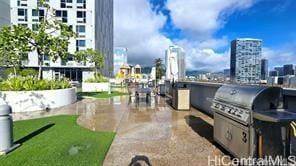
[225,129,232,141]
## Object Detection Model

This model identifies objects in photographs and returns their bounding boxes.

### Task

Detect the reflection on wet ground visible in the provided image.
[12,94,230,165]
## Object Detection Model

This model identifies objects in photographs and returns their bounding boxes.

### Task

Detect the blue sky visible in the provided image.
[114,0,296,71]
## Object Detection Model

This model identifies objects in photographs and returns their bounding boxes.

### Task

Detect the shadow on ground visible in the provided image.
[15,123,55,144]
[185,115,231,156]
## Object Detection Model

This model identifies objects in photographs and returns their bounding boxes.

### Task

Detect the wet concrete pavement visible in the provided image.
[12,95,230,165]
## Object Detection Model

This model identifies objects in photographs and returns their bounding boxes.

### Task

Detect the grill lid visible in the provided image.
[214,84,282,110]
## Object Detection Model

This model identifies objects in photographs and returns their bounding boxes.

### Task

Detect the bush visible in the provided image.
[0,77,71,91]
[20,68,38,77]
[2,68,38,79]
[85,74,108,83]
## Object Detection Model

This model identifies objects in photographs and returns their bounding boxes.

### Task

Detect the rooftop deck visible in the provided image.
[13,95,230,165]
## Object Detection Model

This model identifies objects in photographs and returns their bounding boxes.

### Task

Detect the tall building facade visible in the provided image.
[10,0,113,81]
[95,0,113,77]
[275,67,284,76]
[0,0,10,28]
[261,59,268,80]
[230,38,262,84]
[165,45,186,81]
[113,47,128,76]
[269,70,278,77]
[283,64,294,76]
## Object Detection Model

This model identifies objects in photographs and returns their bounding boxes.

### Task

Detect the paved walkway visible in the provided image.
[12,95,230,165]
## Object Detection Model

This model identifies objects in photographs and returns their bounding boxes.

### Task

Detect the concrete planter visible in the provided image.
[0,88,77,112]
[82,82,110,92]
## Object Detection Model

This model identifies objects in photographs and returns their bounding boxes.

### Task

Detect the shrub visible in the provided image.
[20,68,38,77]
[85,74,108,83]
[2,68,38,79]
[0,77,71,91]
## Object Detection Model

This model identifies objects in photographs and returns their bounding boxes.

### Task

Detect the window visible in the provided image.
[18,9,28,21]
[32,9,38,16]
[77,40,85,46]
[77,0,86,9]
[76,25,85,37]
[32,9,44,21]
[18,0,27,6]
[18,9,25,16]
[77,11,86,23]
[68,54,74,61]
[55,10,68,23]
[76,40,86,51]
[32,24,39,31]
[61,0,73,8]
[76,25,85,33]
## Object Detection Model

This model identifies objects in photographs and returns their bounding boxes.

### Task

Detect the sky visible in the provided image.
[114,0,296,71]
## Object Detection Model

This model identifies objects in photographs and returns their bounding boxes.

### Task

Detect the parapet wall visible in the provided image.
[172,81,296,115]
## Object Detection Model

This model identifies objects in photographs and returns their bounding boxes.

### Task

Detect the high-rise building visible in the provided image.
[269,70,278,77]
[261,59,268,80]
[165,45,186,81]
[274,67,284,76]
[283,64,294,76]
[0,0,10,28]
[224,69,230,78]
[230,38,262,84]
[113,47,128,76]
[10,0,113,81]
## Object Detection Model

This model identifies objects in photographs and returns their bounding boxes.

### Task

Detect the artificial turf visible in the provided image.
[77,91,128,98]
[0,115,115,166]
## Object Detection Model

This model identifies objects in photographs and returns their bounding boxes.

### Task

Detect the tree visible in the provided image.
[154,58,164,81]
[29,1,76,79]
[0,26,32,77]
[75,48,105,77]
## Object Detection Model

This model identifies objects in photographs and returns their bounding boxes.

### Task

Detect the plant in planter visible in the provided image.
[85,74,108,83]
[75,48,105,81]
[0,76,71,91]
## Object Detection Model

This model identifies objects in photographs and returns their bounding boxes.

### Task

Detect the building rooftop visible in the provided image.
[235,38,262,41]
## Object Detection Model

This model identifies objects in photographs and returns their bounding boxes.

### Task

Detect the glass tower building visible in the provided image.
[230,38,262,84]
[0,0,10,28]
[261,59,268,80]
[113,47,128,76]
[283,64,294,76]
[165,45,186,81]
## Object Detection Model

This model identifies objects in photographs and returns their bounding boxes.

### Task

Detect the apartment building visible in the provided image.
[230,38,262,84]
[10,0,113,81]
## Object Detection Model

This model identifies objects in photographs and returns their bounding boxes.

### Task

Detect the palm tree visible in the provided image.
[154,58,164,82]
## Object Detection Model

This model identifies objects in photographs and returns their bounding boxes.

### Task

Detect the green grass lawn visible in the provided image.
[77,91,128,98]
[0,115,115,166]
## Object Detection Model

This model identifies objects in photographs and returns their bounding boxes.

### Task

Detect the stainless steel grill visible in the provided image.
[212,84,296,158]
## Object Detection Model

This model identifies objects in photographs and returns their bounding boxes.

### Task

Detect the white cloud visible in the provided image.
[114,0,172,66]
[263,47,296,69]
[176,40,230,71]
[166,0,254,38]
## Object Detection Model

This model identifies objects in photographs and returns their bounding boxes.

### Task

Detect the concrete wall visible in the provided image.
[82,82,110,92]
[175,81,296,115]
[0,88,77,112]
[177,82,221,115]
